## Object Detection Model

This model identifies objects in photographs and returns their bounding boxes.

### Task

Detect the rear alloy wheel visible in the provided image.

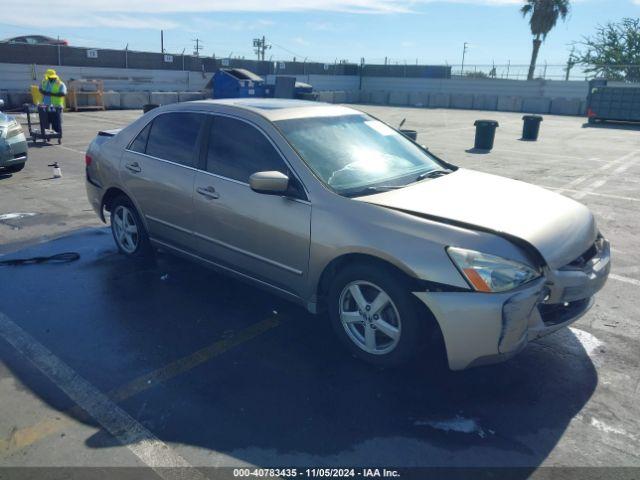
[328,264,430,367]
[110,196,153,258]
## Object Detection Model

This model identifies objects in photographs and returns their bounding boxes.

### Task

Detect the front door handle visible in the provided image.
[125,162,141,173]
[197,185,220,199]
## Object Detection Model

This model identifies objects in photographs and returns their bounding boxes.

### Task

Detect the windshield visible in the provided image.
[275,114,444,196]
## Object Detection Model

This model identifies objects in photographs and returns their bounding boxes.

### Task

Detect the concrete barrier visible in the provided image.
[344,90,359,103]
[550,97,582,116]
[150,92,179,106]
[428,93,450,108]
[473,94,498,111]
[317,91,335,103]
[333,91,347,104]
[120,91,150,109]
[522,97,551,114]
[450,93,474,110]
[178,92,205,102]
[102,91,121,109]
[358,91,372,104]
[389,91,409,106]
[371,91,389,105]
[7,92,30,109]
[409,91,429,107]
[497,95,523,112]
[579,100,587,116]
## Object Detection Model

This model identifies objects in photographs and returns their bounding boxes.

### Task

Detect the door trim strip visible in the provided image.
[146,215,303,276]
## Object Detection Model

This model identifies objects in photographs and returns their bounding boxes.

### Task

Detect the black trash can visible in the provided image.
[522,115,543,141]
[143,103,159,113]
[473,120,499,150]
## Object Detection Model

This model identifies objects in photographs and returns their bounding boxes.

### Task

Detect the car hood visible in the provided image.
[357,168,597,269]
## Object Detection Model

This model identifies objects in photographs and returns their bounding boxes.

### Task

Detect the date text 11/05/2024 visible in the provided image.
[233,468,401,478]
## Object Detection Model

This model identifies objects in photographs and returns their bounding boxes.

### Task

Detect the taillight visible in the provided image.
[587,108,596,118]
[85,154,92,166]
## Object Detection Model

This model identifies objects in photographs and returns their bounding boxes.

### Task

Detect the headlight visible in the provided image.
[447,246,541,293]
[6,122,23,139]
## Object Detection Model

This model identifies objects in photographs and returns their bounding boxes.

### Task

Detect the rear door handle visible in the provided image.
[125,162,141,173]
[197,185,220,199]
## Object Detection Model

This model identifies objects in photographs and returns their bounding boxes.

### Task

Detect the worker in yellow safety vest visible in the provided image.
[38,69,66,134]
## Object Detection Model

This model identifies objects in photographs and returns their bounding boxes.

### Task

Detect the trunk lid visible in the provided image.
[358,168,597,269]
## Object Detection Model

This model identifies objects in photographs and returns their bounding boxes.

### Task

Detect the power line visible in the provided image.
[268,40,305,60]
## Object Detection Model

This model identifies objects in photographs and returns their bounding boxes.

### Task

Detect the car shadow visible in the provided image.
[581,121,640,131]
[0,228,599,471]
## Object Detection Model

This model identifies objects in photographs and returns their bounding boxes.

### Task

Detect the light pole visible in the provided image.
[461,42,469,76]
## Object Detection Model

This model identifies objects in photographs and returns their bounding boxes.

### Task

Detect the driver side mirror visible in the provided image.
[249,171,289,195]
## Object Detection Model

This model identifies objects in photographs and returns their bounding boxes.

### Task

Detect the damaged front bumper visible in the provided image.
[414,238,611,370]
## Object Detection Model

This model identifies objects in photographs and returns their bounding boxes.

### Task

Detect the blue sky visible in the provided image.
[1,0,638,67]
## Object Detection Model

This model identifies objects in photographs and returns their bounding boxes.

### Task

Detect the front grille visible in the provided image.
[565,242,598,270]
[538,298,590,326]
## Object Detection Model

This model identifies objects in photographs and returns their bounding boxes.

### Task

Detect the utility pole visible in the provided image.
[192,38,203,57]
[461,42,469,76]
[252,36,271,61]
[565,47,577,81]
[161,30,164,53]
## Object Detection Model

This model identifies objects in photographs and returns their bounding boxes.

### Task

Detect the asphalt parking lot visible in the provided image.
[0,105,639,477]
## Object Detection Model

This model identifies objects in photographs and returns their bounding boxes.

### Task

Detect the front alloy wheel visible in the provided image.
[339,281,401,355]
[328,263,433,367]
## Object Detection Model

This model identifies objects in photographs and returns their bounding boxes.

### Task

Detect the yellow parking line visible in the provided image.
[0,316,280,457]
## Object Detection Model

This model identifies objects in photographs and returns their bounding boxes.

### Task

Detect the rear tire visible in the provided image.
[328,263,433,367]
[110,195,153,259]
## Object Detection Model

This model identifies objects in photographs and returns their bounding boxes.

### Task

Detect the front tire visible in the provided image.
[110,195,153,259]
[328,263,430,367]
[5,163,25,173]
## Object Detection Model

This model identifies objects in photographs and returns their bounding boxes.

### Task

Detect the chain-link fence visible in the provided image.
[0,42,637,83]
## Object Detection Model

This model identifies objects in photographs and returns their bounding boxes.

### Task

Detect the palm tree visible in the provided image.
[521,0,570,80]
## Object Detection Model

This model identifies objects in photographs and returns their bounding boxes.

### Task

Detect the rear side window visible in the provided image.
[206,116,287,182]
[145,113,204,167]
[129,123,151,153]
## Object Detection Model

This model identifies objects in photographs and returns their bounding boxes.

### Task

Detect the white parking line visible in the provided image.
[56,144,85,155]
[609,274,640,287]
[542,185,640,203]
[557,149,640,197]
[0,312,207,480]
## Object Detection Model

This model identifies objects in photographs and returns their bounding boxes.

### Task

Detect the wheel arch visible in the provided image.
[100,187,148,233]
[316,253,427,312]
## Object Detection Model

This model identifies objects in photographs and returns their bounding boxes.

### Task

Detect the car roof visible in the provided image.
[189,98,362,122]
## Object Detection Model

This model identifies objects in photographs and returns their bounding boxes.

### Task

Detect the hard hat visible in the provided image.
[45,68,58,79]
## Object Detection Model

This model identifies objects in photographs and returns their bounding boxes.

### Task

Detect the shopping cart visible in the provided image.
[25,104,62,145]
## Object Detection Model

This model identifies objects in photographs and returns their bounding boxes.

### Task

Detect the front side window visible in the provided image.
[276,114,444,196]
[206,116,287,183]
[145,113,204,167]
